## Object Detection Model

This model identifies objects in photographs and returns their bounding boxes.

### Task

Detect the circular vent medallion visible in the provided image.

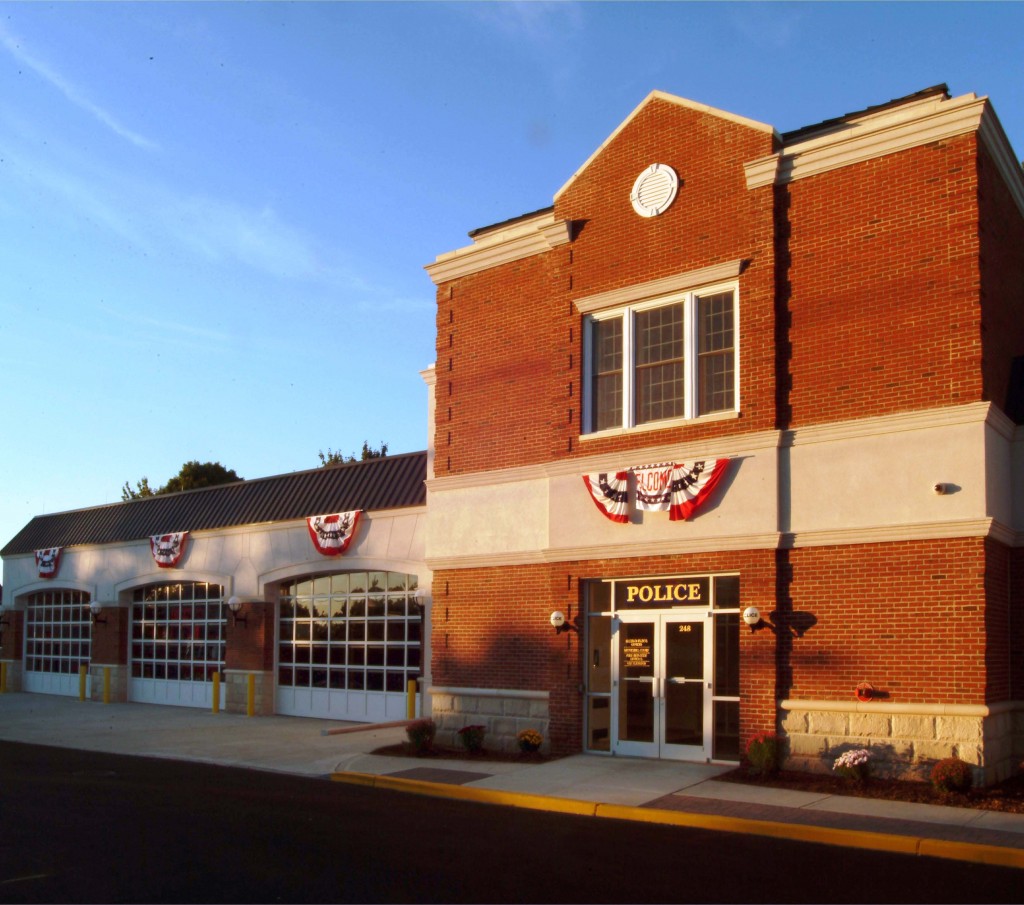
[630,163,679,218]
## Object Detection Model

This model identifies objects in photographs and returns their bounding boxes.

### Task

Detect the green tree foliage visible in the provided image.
[318,441,388,467]
[121,461,242,500]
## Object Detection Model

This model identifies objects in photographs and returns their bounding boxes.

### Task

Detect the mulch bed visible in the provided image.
[371,742,556,764]
[717,767,1024,814]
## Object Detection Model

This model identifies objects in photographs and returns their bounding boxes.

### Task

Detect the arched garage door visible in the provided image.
[23,589,92,697]
[276,571,421,721]
[129,581,226,709]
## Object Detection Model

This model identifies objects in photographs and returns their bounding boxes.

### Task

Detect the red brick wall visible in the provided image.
[91,607,127,664]
[783,538,989,705]
[432,538,1001,754]
[784,136,983,427]
[224,602,275,672]
[977,140,1024,411]
[435,250,571,476]
[0,610,22,661]
[434,99,779,478]
[1012,546,1024,700]
[431,549,777,754]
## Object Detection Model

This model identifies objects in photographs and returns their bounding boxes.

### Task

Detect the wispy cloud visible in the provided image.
[469,2,584,45]
[0,21,159,150]
[728,3,804,51]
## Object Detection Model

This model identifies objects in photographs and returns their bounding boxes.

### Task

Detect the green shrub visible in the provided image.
[457,724,487,753]
[406,719,436,755]
[746,732,781,776]
[931,757,973,794]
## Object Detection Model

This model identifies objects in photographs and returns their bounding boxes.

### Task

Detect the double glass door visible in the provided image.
[614,612,712,760]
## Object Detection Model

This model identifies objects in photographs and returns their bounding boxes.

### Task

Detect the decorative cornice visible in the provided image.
[573,258,746,314]
[744,154,781,190]
[425,428,782,493]
[783,402,994,448]
[780,517,1010,550]
[429,686,549,701]
[425,211,571,284]
[780,699,1016,718]
[427,517,1020,572]
[977,101,1024,222]
[425,533,782,572]
[776,92,987,186]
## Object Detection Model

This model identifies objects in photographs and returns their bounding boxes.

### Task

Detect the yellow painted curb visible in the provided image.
[330,772,1024,870]
[332,771,597,817]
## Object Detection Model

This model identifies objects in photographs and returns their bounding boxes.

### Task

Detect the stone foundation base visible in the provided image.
[88,664,129,703]
[429,686,550,754]
[781,700,1024,787]
[224,670,274,716]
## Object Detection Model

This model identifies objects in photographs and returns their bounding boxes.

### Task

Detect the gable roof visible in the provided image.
[1,451,427,557]
[553,90,779,202]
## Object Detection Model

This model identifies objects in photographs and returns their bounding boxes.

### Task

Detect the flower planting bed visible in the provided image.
[719,767,1024,814]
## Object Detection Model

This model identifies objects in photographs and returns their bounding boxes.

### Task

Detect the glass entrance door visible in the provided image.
[613,612,711,760]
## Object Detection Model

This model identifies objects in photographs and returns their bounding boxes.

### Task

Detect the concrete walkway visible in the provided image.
[2,693,1022,869]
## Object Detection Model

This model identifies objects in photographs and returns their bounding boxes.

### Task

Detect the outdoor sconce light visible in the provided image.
[742,606,764,633]
[89,601,108,624]
[228,596,248,627]
[550,611,578,634]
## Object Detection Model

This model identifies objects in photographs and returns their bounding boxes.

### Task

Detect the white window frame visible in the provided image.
[582,280,739,437]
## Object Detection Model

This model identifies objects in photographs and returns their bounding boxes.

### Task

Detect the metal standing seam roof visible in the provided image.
[0,451,428,557]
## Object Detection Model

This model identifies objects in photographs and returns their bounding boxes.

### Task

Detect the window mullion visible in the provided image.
[684,294,697,421]
[623,311,635,429]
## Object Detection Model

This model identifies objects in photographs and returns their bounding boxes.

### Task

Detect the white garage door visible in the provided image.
[23,589,92,697]
[275,571,422,721]
[128,581,226,709]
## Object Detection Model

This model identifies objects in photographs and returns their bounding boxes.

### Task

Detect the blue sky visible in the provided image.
[1,1,1022,554]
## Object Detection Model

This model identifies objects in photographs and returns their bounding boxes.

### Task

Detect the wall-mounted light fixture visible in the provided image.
[550,611,578,635]
[742,606,763,632]
[90,601,108,624]
[227,596,248,627]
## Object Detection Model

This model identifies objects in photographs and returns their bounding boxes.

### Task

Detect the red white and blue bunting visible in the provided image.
[583,459,731,523]
[665,459,730,521]
[307,510,362,556]
[150,532,188,569]
[582,472,630,524]
[34,547,62,579]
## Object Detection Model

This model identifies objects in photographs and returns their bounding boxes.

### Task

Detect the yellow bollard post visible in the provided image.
[0,662,7,694]
[247,673,255,717]
[212,671,220,714]
[79,664,87,701]
[103,667,111,704]
[407,678,417,719]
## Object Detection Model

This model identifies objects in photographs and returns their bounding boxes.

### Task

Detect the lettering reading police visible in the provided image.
[624,583,703,604]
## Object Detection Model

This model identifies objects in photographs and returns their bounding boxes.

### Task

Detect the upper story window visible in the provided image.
[584,286,737,435]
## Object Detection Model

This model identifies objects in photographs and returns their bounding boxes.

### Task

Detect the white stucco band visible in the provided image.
[426,402,1022,570]
[3,506,429,609]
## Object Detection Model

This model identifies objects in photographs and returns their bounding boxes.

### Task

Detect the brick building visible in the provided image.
[423,85,1024,783]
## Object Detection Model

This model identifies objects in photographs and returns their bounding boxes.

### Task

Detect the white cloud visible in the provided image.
[0,21,159,150]
[469,1,585,44]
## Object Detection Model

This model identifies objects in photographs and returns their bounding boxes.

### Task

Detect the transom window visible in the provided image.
[584,287,737,434]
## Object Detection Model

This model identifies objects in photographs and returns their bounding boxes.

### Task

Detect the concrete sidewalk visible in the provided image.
[2,693,1022,869]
